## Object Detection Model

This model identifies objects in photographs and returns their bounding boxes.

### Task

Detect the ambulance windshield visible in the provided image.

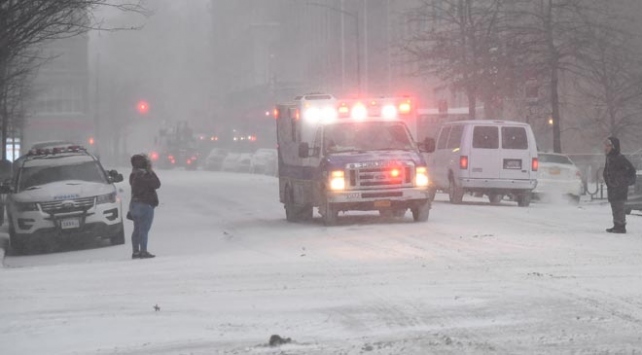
[324,122,416,153]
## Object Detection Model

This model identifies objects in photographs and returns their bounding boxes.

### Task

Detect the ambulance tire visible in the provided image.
[284,187,298,222]
[427,187,437,202]
[322,202,338,226]
[411,200,430,222]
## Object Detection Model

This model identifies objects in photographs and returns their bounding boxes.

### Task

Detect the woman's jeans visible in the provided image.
[130,202,155,252]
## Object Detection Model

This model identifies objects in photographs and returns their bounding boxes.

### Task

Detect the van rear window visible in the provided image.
[472,126,499,149]
[502,127,528,150]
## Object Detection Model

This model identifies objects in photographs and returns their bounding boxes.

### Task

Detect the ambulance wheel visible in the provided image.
[284,187,297,222]
[427,187,437,202]
[411,200,430,222]
[322,202,338,226]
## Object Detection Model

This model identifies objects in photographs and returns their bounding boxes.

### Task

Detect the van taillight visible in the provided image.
[532,158,539,171]
[460,156,468,169]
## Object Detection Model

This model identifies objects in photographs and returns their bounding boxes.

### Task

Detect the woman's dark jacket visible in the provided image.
[603,137,636,202]
[129,169,161,207]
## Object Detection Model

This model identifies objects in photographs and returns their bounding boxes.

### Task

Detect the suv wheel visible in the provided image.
[110,223,126,245]
[9,225,28,254]
[411,201,430,222]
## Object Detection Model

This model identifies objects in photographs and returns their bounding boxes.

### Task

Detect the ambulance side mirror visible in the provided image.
[298,142,310,158]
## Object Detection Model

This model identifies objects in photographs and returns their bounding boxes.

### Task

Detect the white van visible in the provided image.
[426,120,538,206]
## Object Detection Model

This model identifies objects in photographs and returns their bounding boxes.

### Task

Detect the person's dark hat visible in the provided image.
[131,154,148,169]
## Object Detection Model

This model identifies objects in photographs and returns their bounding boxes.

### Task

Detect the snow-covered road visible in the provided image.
[1,169,642,354]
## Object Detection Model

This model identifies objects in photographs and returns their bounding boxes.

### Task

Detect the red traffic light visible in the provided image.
[136,100,150,114]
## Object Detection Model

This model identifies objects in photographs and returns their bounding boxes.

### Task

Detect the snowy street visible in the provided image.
[1,169,642,354]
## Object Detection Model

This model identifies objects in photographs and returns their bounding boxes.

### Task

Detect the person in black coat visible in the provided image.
[129,154,161,258]
[602,137,636,233]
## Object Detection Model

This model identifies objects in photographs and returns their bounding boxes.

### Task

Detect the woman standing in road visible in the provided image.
[129,154,161,259]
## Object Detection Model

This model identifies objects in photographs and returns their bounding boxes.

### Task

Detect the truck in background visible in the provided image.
[275,93,434,225]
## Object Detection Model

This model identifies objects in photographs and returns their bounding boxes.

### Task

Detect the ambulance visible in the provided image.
[275,93,434,225]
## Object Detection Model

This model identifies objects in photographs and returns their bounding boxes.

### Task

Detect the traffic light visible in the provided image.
[136,100,150,115]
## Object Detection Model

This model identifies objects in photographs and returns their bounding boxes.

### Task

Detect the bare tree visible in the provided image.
[401,0,508,120]
[569,2,642,145]
[0,0,147,159]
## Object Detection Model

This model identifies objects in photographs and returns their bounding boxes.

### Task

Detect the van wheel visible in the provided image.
[488,193,503,205]
[411,201,430,222]
[517,192,531,207]
[322,202,338,226]
[448,179,464,204]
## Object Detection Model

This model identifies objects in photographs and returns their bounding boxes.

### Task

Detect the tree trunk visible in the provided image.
[545,0,562,153]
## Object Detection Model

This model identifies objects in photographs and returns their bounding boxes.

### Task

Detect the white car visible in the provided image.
[532,152,584,203]
[204,148,229,171]
[2,145,125,254]
[250,148,277,175]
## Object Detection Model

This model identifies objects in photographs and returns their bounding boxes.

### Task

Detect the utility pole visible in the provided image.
[363,0,368,95]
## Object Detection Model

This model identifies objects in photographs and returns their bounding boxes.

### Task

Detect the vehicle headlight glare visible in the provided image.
[329,170,345,191]
[415,167,429,187]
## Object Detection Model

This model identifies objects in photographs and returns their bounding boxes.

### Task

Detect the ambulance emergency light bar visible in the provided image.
[291,97,413,124]
[337,97,413,121]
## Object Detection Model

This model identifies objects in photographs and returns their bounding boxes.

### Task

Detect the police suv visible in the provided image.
[2,145,125,253]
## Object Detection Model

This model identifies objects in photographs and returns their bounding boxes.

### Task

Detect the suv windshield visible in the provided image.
[324,122,415,153]
[18,160,107,191]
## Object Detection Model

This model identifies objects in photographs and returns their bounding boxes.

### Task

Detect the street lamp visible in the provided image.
[307,1,361,95]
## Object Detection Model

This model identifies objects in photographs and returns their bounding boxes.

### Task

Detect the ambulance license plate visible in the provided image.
[60,218,80,230]
[374,200,391,208]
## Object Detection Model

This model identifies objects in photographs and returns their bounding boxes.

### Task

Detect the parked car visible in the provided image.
[204,148,229,171]
[222,153,252,173]
[250,148,277,175]
[532,152,584,203]
[426,120,538,206]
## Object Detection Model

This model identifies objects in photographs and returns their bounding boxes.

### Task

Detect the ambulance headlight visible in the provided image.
[415,167,429,187]
[321,107,338,123]
[381,105,397,119]
[329,170,346,191]
[304,107,322,122]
